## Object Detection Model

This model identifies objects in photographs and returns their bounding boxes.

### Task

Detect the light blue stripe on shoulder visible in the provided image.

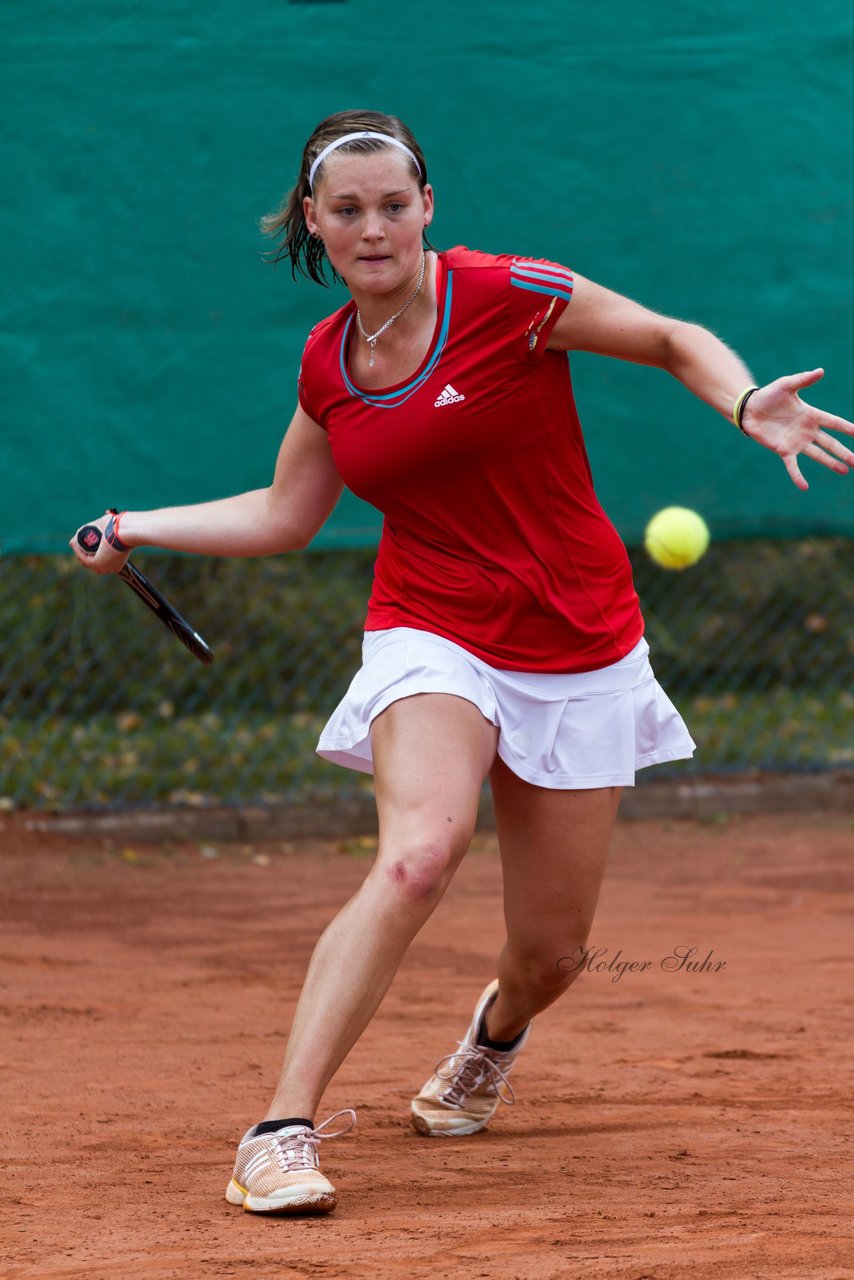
[511,265,574,291]
[510,278,574,304]
[513,258,573,274]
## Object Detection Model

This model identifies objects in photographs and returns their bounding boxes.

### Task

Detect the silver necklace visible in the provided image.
[356,252,426,368]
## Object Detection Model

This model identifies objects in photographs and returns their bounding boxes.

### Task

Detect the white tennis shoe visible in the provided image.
[411,980,530,1136]
[226,1109,356,1214]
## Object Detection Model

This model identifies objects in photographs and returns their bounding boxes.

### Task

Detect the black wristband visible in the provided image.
[735,387,759,435]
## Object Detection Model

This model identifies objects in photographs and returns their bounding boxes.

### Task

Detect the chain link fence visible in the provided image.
[1,538,852,812]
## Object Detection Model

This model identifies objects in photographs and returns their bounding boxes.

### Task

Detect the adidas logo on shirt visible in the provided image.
[434,383,466,407]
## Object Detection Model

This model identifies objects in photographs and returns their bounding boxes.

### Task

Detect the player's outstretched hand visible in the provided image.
[70,513,131,575]
[742,369,854,490]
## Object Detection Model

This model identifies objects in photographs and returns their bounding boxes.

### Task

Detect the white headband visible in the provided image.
[308,131,422,191]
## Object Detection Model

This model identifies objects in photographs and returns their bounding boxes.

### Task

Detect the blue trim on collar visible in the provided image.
[339,271,454,409]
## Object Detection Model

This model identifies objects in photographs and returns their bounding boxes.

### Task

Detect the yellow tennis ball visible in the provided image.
[644,507,710,569]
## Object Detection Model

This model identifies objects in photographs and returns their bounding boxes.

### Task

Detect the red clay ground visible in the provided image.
[1,811,852,1280]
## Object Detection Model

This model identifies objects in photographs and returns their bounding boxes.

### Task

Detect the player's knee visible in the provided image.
[378,835,467,903]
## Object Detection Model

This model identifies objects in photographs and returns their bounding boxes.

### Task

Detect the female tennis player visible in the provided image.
[71,109,854,1216]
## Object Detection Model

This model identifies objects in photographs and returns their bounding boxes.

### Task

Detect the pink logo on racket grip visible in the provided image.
[81,529,100,549]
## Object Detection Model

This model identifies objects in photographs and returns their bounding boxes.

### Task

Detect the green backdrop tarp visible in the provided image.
[2,1,852,554]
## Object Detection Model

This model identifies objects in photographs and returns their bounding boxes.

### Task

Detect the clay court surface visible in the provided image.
[1,809,852,1280]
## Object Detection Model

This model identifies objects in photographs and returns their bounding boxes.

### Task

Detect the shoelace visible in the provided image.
[434,1042,517,1109]
[268,1108,357,1173]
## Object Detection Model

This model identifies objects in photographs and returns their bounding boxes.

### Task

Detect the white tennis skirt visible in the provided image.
[316,627,695,790]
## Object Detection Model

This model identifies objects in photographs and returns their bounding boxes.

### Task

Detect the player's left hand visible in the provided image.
[742,369,854,490]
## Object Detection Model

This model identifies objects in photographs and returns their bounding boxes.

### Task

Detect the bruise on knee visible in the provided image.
[381,841,460,902]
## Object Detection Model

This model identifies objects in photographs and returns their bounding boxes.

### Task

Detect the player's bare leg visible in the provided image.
[227,695,497,1211]
[486,758,622,1039]
[263,694,499,1121]
[411,759,620,1136]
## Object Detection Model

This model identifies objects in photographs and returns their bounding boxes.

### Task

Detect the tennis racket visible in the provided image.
[76,525,215,665]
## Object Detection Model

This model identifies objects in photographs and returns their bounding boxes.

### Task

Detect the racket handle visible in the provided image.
[74,523,214,665]
[77,524,106,554]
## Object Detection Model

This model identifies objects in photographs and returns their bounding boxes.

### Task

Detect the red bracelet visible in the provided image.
[104,508,130,552]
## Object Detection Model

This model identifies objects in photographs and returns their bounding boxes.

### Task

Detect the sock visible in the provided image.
[477,1012,528,1053]
[253,1116,313,1137]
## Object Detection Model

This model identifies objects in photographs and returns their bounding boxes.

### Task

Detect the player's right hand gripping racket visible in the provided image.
[76,525,214,665]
